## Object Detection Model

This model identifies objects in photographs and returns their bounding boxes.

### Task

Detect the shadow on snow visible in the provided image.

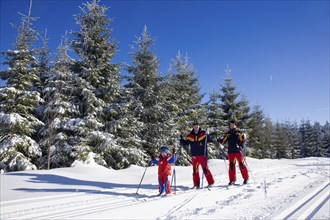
[6,172,158,198]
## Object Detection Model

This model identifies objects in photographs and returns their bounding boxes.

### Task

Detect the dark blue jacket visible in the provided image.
[181,128,213,157]
[220,128,246,153]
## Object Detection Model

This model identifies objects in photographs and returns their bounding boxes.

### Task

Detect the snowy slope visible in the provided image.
[1,157,329,219]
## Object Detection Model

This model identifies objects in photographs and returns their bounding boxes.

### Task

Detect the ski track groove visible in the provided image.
[1,184,206,219]
[2,159,328,219]
[156,190,206,219]
[274,181,330,220]
[1,187,136,219]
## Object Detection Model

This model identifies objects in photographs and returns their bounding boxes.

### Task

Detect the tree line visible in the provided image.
[0,0,329,172]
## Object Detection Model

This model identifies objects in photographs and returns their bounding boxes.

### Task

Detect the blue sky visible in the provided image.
[1,0,329,125]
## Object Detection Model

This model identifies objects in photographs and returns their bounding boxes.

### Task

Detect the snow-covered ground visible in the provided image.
[1,156,329,219]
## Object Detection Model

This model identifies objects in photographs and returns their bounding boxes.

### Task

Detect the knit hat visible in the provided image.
[160,146,169,154]
[229,120,237,126]
[192,120,200,126]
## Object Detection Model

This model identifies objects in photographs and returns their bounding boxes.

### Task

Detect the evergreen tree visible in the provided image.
[71,0,120,103]
[247,104,268,158]
[34,30,51,144]
[104,88,147,169]
[0,3,43,172]
[166,51,206,164]
[70,0,121,166]
[206,89,226,159]
[273,122,290,158]
[38,34,84,169]
[207,89,226,134]
[263,117,274,158]
[322,121,330,157]
[167,51,205,132]
[312,122,325,157]
[299,120,315,157]
[218,66,250,127]
[125,26,169,158]
[284,120,301,159]
[35,30,50,96]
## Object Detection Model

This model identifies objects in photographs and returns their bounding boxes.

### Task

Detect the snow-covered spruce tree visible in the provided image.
[263,117,274,158]
[247,104,269,158]
[0,4,43,172]
[299,119,316,157]
[34,30,51,137]
[283,120,301,159]
[272,122,290,159]
[125,26,170,159]
[206,89,226,159]
[34,30,50,96]
[164,51,206,165]
[70,0,122,167]
[104,88,147,169]
[322,121,330,157]
[38,35,83,169]
[312,122,326,157]
[167,51,206,132]
[207,89,227,134]
[218,66,250,127]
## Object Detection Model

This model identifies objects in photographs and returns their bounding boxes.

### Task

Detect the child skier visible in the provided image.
[151,146,177,196]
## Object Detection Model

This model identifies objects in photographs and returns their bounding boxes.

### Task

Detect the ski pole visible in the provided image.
[201,128,208,188]
[173,163,176,194]
[242,146,255,183]
[170,145,177,194]
[220,143,229,173]
[136,161,149,194]
[174,145,178,194]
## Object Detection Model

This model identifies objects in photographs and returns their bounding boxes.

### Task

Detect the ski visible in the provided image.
[186,185,212,191]
[225,182,249,189]
[204,185,213,190]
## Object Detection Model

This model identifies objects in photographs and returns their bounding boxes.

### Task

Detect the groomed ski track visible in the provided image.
[1,185,207,219]
[2,181,329,219]
[1,183,251,220]
[1,158,329,219]
[1,178,255,220]
[273,181,330,220]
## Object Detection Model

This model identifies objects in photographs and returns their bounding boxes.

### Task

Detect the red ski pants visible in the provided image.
[227,152,249,182]
[191,156,215,187]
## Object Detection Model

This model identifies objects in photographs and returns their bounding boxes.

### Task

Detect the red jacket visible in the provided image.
[152,154,175,176]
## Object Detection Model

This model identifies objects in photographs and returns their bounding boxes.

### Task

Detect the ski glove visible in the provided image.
[172,146,176,154]
[149,152,155,160]
[180,136,185,146]
[236,145,244,151]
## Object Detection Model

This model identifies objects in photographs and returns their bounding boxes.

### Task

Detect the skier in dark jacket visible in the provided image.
[180,120,215,188]
[151,146,176,195]
[219,120,249,185]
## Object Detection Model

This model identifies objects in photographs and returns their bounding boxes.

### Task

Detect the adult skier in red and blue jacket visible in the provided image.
[151,146,177,195]
[219,120,249,185]
[180,120,215,188]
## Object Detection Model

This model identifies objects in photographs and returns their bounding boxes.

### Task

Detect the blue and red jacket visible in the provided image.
[181,128,213,157]
[152,154,176,176]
